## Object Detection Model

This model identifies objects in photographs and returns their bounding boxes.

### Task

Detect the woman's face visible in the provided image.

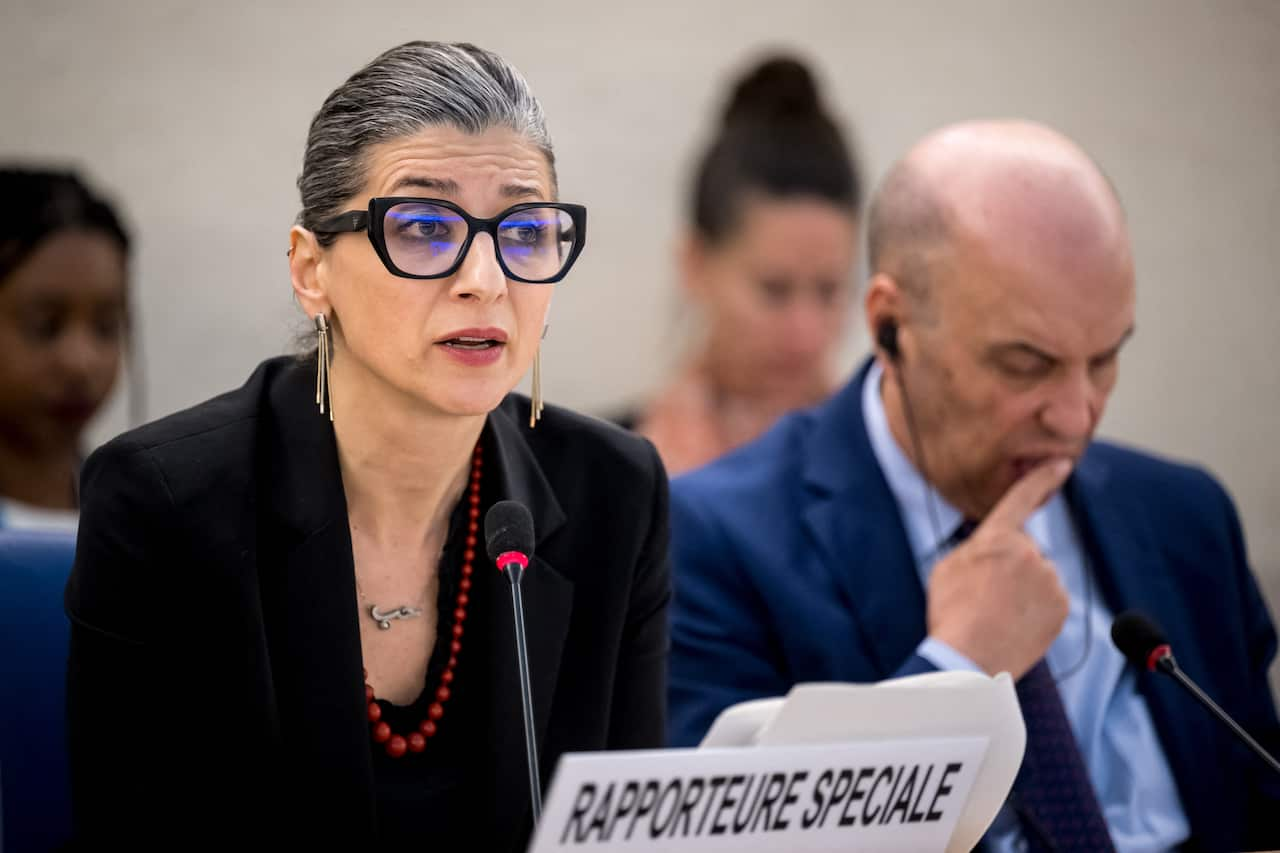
[298,125,557,419]
[0,230,127,453]
[685,195,858,396]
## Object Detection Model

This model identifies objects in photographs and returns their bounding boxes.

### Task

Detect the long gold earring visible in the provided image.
[529,349,543,428]
[529,324,548,428]
[315,314,333,422]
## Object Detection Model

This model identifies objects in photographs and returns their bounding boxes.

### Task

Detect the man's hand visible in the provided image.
[926,459,1072,679]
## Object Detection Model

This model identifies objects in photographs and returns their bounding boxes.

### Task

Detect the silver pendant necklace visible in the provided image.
[356,579,425,630]
[355,542,446,631]
[368,603,423,630]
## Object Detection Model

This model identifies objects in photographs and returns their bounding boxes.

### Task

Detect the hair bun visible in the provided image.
[723,55,824,125]
[692,53,861,242]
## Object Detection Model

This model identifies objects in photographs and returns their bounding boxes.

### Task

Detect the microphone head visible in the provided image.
[485,500,536,566]
[1111,610,1171,671]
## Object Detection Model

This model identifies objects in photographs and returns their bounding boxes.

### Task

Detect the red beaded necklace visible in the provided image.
[362,442,483,759]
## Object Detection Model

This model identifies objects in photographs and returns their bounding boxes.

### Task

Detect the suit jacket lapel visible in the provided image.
[1065,452,1224,838]
[802,361,926,678]
[484,400,574,847]
[1064,452,1179,643]
[256,358,376,834]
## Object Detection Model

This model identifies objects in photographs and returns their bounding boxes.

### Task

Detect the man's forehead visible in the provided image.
[932,225,1136,358]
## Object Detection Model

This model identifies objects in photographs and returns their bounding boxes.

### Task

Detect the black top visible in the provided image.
[368,466,494,845]
[64,356,671,851]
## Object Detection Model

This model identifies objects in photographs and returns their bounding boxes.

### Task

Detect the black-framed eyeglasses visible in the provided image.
[313,197,587,284]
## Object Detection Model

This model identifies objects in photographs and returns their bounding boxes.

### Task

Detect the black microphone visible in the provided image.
[1111,610,1280,775]
[485,500,543,823]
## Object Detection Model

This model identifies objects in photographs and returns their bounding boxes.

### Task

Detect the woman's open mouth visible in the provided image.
[436,328,508,366]
[443,336,502,351]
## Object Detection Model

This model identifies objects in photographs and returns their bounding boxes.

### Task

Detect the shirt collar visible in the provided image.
[862,359,964,564]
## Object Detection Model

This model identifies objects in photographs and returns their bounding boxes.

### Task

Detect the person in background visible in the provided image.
[627,55,862,476]
[667,119,1280,850]
[0,169,129,531]
[64,41,669,850]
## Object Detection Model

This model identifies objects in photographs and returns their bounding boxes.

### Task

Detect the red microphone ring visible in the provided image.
[495,550,529,572]
[1146,643,1172,672]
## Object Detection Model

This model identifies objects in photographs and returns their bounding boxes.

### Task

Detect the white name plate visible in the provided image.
[529,736,987,852]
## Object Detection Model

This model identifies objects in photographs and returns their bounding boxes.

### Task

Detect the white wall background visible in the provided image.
[3,1,1278,684]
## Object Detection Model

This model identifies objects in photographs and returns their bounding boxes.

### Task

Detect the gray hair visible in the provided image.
[865,159,951,305]
[297,41,556,244]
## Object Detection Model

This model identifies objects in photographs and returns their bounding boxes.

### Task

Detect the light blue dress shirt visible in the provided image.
[861,361,1190,852]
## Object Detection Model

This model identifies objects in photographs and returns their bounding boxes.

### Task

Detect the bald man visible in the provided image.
[667,121,1280,851]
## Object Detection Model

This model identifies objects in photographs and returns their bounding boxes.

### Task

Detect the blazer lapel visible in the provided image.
[483,400,574,847]
[1065,453,1224,838]
[256,359,376,834]
[802,361,927,679]
[1064,452,1180,645]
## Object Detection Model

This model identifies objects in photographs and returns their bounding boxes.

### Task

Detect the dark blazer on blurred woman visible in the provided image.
[66,356,669,849]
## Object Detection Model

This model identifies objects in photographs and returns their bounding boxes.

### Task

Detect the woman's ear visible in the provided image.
[289,225,330,318]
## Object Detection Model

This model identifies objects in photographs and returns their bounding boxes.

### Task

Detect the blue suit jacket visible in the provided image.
[669,361,1280,851]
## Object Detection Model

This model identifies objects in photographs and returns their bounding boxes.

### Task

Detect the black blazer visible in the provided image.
[65,356,671,850]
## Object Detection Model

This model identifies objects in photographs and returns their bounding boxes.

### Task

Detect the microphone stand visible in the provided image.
[503,562,543,822]
[1153,652,1280,775]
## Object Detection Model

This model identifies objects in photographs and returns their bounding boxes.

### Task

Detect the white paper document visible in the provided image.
[701,670,1026,853]
[530,671,1024,853]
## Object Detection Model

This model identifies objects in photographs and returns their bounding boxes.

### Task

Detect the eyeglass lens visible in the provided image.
[383,202,576,281]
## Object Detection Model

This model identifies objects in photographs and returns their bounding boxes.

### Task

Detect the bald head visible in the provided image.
[867,120,1130,305]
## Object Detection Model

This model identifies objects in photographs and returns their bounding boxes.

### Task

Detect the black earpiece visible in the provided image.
[876,319,900,361]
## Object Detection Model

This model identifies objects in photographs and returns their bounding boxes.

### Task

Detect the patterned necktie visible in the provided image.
[944,520,1114,851]
[1013,661,1115,851]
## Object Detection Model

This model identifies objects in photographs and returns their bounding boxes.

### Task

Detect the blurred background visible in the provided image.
[2,0,1277,681]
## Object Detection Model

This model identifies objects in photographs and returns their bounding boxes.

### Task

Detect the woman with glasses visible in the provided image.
[65,41,669,850]
[623,55,863,476]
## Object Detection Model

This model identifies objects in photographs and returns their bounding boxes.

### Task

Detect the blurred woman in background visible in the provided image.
[0,170,129,530]
[629,56,863,476]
